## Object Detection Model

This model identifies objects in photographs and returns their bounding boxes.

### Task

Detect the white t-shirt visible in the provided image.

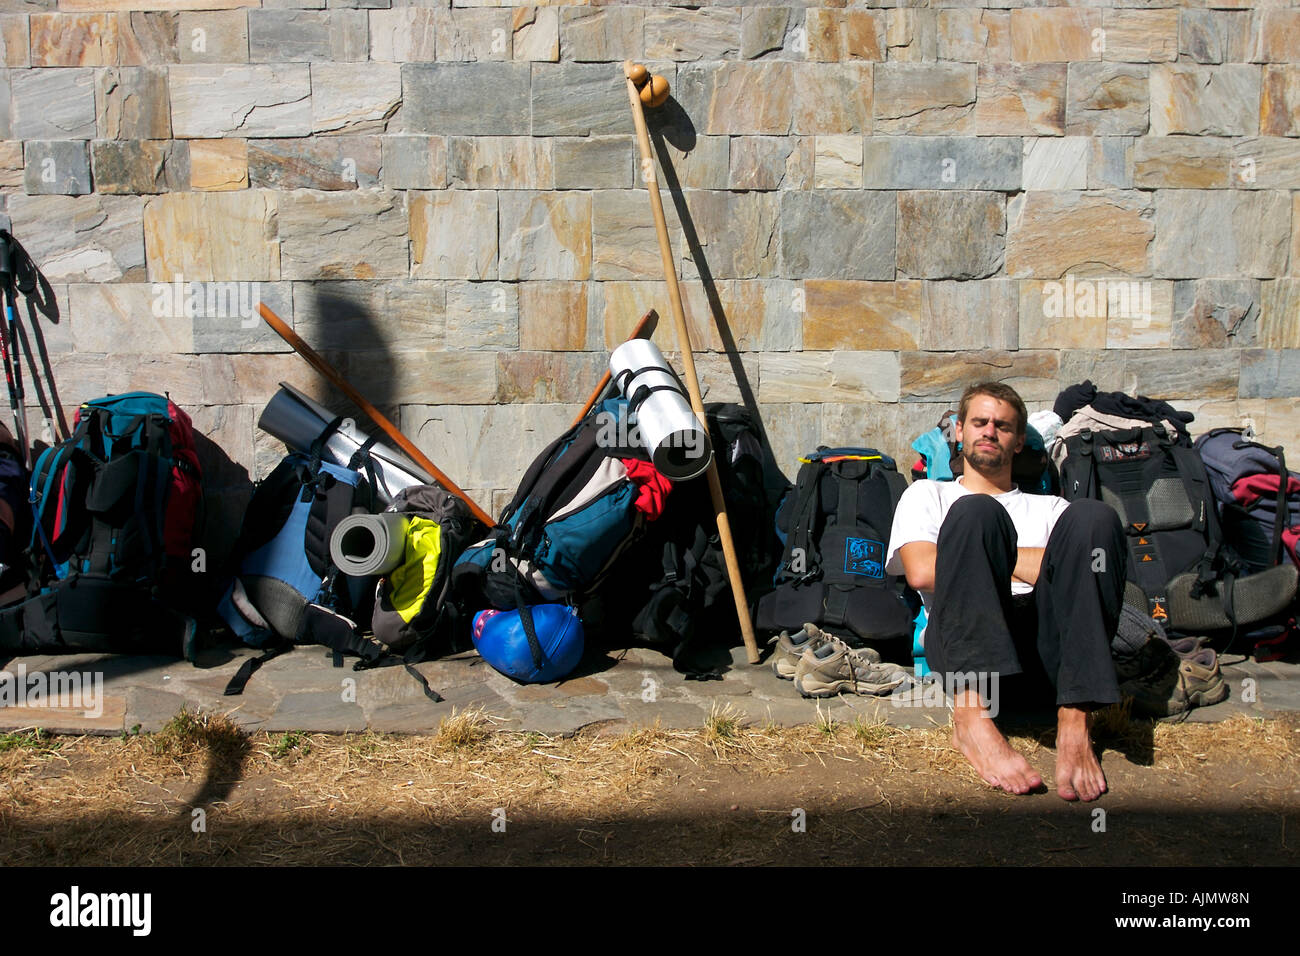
[885,477,1070,621]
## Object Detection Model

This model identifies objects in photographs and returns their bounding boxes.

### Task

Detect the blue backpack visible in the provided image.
[29,391,203,585]
[453,398,659,611]
[217,441,387,693]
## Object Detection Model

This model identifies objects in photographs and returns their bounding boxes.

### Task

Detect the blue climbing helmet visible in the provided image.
[472,604,584,684]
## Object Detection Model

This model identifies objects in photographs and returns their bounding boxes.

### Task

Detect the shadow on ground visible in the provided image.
[3,803,1294,867]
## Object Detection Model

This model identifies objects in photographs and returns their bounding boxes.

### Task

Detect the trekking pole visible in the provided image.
[622,61,761,664]
[0,229,68,446]
[0,236,29,470]
[256,302,495,529]
[571,308,659,427]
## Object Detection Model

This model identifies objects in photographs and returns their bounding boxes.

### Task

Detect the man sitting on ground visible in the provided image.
[885,382,1127,802]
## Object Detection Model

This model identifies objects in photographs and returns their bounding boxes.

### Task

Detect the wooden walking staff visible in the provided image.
[256,301,495,529]
[621,61,761,665]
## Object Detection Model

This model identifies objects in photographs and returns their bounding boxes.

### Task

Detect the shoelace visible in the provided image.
[807,635,897,692]
[845,644,886,695]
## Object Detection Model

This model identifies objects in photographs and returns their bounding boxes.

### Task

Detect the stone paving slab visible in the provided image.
[0,643,1294,737]
[267,692,367,734]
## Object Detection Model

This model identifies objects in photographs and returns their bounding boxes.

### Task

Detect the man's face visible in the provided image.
[958,395,1024,472]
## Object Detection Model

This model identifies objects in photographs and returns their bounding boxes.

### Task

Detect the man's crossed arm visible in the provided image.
[896,541,1045,592]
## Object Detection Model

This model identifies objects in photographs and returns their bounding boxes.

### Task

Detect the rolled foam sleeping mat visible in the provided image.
[259,382,432,506]
[609,339,713,481]
[329,512,410,578]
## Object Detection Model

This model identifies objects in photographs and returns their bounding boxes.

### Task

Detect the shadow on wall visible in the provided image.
[301,286,399,420]
[292,285,405,479]
[202,287,398,576]
[646,102,783,485]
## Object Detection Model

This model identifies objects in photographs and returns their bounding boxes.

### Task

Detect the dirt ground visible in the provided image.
[0,707,1297,867]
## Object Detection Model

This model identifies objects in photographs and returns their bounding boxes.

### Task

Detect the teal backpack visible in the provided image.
[0,392,203,655]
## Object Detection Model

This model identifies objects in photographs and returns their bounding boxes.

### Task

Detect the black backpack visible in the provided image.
[755,447,917,645]
[1059,424,1297,633]
[585,403,789,654]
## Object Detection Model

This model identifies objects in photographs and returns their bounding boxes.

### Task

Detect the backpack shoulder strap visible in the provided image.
[1271,446,1289,565]
[510,422,604,550]
[1167,439,1232,599]
[347,435,381,512]
[883,464,907,512]
[780,458,825,581]
[1169,441,1215,537]
[1062,429,1099,500]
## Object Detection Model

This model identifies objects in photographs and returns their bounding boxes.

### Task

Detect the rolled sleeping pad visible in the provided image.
[258,382,432,505]
[329,512,410,578]
[609,339,713,481]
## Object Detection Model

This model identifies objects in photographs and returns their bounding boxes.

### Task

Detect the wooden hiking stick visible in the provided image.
[256,302,494,528]
[622,62,761,665]
[571,308,659,427]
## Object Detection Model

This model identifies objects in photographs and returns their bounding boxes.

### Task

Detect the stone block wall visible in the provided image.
[0,0,1297,555]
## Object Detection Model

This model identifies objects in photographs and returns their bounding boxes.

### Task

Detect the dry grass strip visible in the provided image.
[0,708,1293,865]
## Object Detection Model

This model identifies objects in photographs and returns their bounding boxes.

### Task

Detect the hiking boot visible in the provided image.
[1119,643,1228,718]
[1166,635,1210,659]
[1177,648,1229,709]
[769,623,833,680]
[794,636,909,698]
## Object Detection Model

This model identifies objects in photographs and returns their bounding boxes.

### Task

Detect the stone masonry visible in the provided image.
[0,1,1296,565]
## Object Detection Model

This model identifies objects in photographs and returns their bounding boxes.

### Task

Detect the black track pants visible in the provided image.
[925,495,1127,708]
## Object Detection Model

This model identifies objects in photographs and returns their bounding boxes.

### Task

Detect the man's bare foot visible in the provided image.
[950,691,1044,795]
[1055,705,1107,802]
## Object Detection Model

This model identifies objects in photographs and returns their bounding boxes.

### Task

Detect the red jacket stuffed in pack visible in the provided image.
[1232,473,1300,567]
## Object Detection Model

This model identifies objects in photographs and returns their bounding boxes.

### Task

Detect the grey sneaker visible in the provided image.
[770,623,834,680]
[794,636,908,698]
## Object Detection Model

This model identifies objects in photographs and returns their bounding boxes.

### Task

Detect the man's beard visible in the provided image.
[964,443,1009,470]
